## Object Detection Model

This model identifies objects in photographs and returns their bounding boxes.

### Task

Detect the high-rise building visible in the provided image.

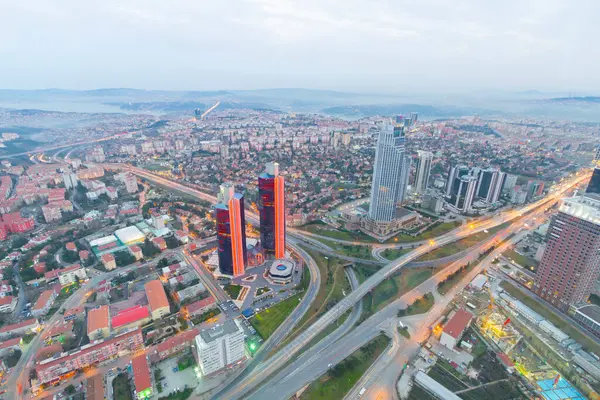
[62,172,79,190]
[215,183,247,276]
[533,195,600,311]
[410,112,419,126]
[414,150,433,194]
[368,121,409,222]
[526,180,544,201]
[448,175,477,213]
[476,168,506,204]
[195,319,246,376]
[585,167,600,196]
[445,165,470,197]
[258,162,286,259]
[502,174,518,194]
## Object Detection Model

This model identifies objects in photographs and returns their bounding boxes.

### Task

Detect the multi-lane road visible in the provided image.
[106,162,589,400]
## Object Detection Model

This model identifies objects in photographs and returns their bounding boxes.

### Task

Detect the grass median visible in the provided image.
[299,334,390,400]
[279,247,351,347]
[250,294,303,340]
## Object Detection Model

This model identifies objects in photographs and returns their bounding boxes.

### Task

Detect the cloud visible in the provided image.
[0,0,597,92]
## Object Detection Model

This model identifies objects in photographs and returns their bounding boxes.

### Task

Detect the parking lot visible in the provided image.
[153,356,197,398]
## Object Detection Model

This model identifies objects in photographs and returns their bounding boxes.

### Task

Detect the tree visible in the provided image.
[65,385,75,395]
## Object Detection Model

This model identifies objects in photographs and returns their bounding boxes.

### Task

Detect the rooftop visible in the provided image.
[111,305,150,328]
[0,318,38,333]
[114,225,145,243]
[131,355,152,394]
[32,289,55,311]
[86,374,105,400]
[87,305,109,334]
[559,195,600,226]
[575,304,600,324]
[198,319,241,344]
[443,309,473,339]
[144,280,169,312]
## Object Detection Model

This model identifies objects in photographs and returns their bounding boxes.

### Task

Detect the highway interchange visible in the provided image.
[8,156,588,400]
[110,163,590,399]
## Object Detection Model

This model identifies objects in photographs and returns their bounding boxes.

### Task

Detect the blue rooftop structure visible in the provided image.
[537,378,586,400]
[242,308,255,318]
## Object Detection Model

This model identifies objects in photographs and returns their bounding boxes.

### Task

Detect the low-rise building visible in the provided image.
[440,309,473,350]
[175,230,189,244]
[132,355,153,399]
[45,263,87,286]
[36,329,143,384]
[0,337,22,357]
[184,296,216,317]
[129,245,143,261]
[87,305,110,341]
[144,280,170,320]
[101,253,116,271]
[111,305,151,333]
[0,296,16,313]
[152,237,167,251]
[570,304,600,339]
[0,318,39,339]
[32,289,58,317]
[176,283,206,303]
[86,373,105,400]
[195,319,246,375]
[149,328,199,363]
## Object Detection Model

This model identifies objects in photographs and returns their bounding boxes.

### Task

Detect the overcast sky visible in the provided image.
[1,0,598,93]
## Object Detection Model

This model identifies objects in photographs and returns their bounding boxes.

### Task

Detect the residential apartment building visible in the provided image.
[36,329,143,384]
[533,194,600,311]
[195,319,246,375]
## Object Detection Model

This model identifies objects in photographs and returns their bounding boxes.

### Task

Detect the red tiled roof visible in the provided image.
[131,355,152,393]
[36,343,63,361]
[129,245,141,253]
[0,296,15,306]
[37,329,141,371]
[86,373,105,400]
[111,306,150,328]
[101,253,115,262]
[87,305,109,334]
[63,305,84,319]
[0,318,37,333]
[32,290,55,311]
[0,337,21,350]
[144,280,169,312]
[154,328,199,354]
[185,296,215,314]
[496,352,515,367]
[43,321,73,339]
[443,309,473,339]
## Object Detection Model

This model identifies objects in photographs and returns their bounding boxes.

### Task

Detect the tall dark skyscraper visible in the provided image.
[585,167,600,196]
[216,183,247,276]
[258,162,286,259]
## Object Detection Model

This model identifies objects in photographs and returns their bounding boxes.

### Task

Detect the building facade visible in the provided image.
[258,162,286,259]
[447,175,477,213]
[414,150,433,194]
[195,319,246,375]
[368,121,409,222]
[533,195,600,311]
[216,183,247,276]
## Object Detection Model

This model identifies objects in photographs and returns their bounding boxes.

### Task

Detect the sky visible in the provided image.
[1,0,599,93]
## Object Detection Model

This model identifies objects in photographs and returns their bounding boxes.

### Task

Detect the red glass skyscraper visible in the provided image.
[258,162,286,259]
[216,183,247,277]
